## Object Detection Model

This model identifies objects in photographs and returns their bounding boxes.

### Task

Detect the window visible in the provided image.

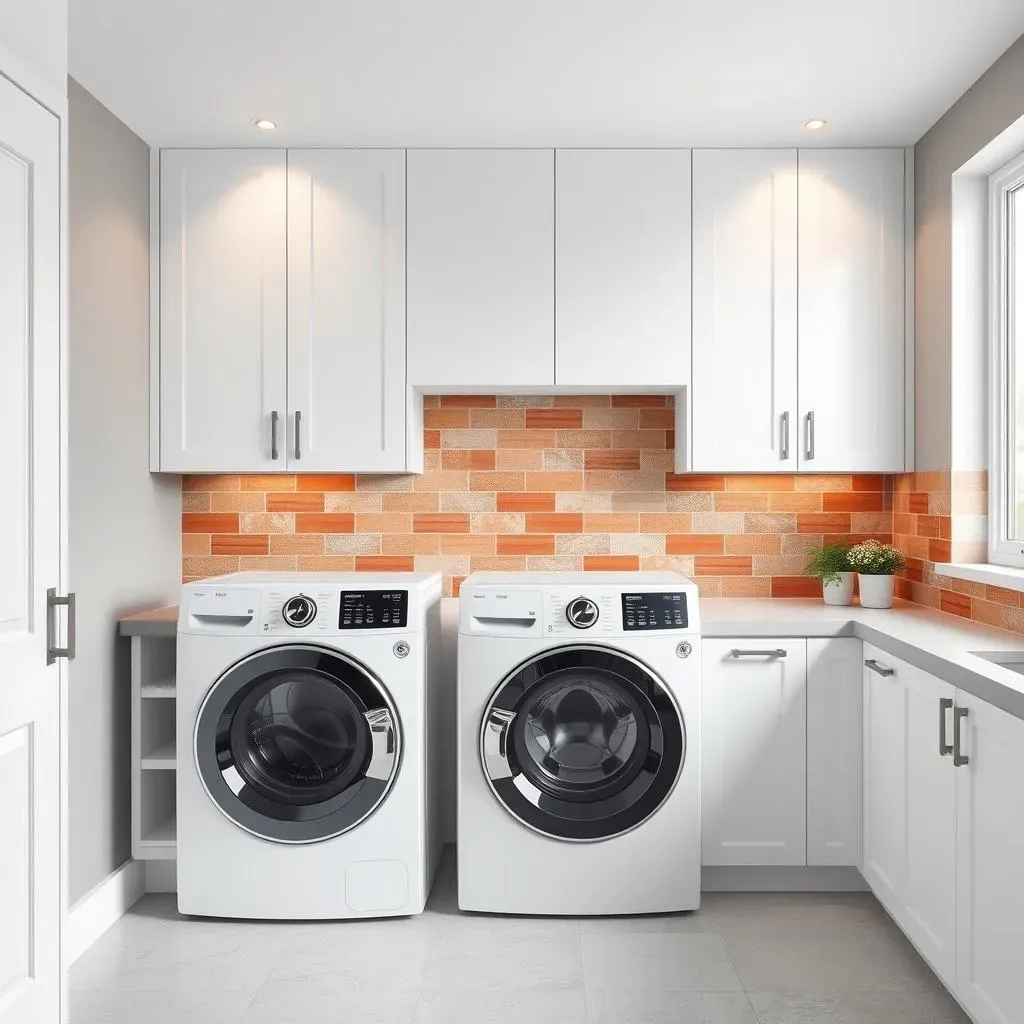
[989,150,1024,568]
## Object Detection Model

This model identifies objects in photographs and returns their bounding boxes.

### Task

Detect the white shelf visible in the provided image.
[140,814,176,846]
[141,677,176,698]
[141,740,176,769]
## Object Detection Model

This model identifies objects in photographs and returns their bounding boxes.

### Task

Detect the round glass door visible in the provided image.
[480,645,685,841]
[195,645,401,843]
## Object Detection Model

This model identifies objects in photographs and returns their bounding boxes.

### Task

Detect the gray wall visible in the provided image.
[68,79,181,903]
[915,34,1024,470]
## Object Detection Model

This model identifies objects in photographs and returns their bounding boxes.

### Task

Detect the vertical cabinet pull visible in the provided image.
[779,411,790,461]
[294,410,302,460]
[804,411,815,460]
[953,706,970,767]
[938,697,953,756]
[270,410,280,460]
[46,589,77,665]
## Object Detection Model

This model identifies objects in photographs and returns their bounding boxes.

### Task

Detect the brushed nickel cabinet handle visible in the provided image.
[953,706,970,767]
[46,589,76,665]
[294,410,302,460]
[939,697,953,756]
[780,411,790,461]
[730,648,787,659]
[805,411,815,460]
[865,658,895,677]
[270,410,280,460]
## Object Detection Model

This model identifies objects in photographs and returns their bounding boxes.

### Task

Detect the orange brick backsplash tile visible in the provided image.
[179,395,909,599]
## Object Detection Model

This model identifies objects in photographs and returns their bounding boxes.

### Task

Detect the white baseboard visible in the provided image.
[701,866,869,892]
[67,859,145,964]
[144,859,177,893]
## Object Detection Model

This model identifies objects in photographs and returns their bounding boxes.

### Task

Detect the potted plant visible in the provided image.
[847,540,906,609]
[804,542,855,606]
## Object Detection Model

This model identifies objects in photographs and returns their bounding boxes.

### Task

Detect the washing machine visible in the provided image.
[457,572,701,916]
[176,571,443,919]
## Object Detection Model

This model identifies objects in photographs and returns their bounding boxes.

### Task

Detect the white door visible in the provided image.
[798,149,905,472]
[691,150,798,472]
[806,638,862,866]
[902,662,957,988]
[701,640,806,866]
[287,150,408,472]
[862,644,907,916]
[0,76,62,1024]
[555,149,691,388]
[159,149,287,472]
[406,149,554,389]
[955,692,1024,1024]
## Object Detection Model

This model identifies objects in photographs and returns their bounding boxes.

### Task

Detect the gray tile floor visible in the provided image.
[70,852,968,1024]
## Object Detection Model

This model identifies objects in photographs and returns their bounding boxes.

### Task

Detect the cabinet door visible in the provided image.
[407,149,554,389]
[159,149,287,472]
[555,149,690,387]
[862,644,907,914]
[806,638,862,867]
[691,150,797,472]
[955,693,1024,1024]
[286,150,408,471]
[798,149,905,472]
[701,639,806,866]
[902,660,957,987]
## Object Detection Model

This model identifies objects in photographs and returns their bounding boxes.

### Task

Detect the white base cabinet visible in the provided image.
[954,693,1024,1024]
[701,640,808,866]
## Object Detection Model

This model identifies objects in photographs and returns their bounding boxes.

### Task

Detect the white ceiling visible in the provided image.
[69,0,1024,148]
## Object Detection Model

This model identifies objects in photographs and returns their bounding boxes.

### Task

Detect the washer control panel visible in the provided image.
[339,590,408,630]
[621,592,688,631]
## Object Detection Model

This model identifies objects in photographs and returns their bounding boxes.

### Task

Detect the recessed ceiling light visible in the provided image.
[803,118,827,131]
[254,118,277,131]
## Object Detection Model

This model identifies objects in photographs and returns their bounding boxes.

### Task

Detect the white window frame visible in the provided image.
[989,150,1024,569]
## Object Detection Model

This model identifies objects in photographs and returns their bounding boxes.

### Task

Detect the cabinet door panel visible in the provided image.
[159,149,287,472]
[692,150,797,472]
[807,638,862,866]
[798,149,905,472]
[407,149,554,389]
[701,639,806,866]
[956,693,1024,1024]
[287,150,407,471]
[555,149,690,388]
[862,644,907,915]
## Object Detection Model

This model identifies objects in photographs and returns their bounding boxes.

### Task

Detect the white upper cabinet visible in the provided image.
[798,149,906,472]
[157,149,411,473]
[692,150,798,472]
[701,640,807,867]
[806,638,862,867]
[407,149,555,389]
[286,150,407,471]
[159,149,288,472]
[955,693,1024,1024]
[555,149,691,388]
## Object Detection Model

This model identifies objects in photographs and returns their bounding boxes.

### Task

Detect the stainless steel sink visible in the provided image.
[971,651,1024,676]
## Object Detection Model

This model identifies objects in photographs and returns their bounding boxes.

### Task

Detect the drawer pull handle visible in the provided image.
[865,659,895,677]
[729,648,787,659]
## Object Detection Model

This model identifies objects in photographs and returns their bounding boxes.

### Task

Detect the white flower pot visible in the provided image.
[858,573,895,609]
[822,571,855,606]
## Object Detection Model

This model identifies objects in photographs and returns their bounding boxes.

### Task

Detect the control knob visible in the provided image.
[566,596,600,629]
[282,594,317,628]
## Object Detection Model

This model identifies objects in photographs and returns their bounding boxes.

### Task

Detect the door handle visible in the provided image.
[270,410,280,460]
[804,411,815,461]
[46,589,76,665]
[294,410,302,460]
[939,697,953,756]
[864,658,895,677]
[953,706,970,767]
[729,649,787,659]
[780,411,790,461]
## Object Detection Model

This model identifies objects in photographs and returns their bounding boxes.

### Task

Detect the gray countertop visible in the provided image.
[121,598,1024,719]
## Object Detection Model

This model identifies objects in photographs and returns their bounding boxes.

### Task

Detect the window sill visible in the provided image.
[936,562,1024,593]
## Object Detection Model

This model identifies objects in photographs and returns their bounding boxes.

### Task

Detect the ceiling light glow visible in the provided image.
[803,118,827,131]
[254,118,277,131]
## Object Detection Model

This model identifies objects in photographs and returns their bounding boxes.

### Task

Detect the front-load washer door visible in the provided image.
[195,644,401,843]
[480,644,685,842]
